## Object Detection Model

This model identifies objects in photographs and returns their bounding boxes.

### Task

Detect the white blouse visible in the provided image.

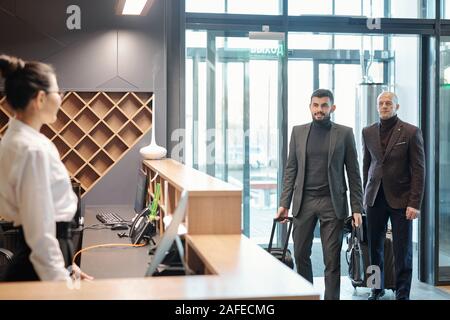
[0,118,77,281]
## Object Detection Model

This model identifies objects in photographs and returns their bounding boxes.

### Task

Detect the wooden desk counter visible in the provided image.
[143,159,241,195]
[143,159,242,235]
[185,234,319,299]
[0,235,319,300]
[0,159,319,299]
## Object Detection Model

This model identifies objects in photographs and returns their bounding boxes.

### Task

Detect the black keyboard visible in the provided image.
[96,212,126,224]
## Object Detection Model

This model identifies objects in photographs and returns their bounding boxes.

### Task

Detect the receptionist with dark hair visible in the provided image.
[0,54,92,281]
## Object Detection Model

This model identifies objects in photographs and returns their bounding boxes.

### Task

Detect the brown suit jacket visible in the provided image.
[362,118,425,210]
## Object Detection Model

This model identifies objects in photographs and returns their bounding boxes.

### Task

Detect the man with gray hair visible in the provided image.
[362,91,425,300]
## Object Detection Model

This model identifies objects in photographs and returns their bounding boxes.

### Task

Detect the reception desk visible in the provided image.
[0,234,319,299]
[0,159,320,300]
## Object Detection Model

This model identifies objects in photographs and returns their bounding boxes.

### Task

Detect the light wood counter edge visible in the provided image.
[143,159,241,195]
[0,274,319,300]
[0,235,320,300]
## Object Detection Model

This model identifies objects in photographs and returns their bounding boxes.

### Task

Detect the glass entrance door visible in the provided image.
[185,31,284,241]
[438,38,450,282]
[286,32,421,278]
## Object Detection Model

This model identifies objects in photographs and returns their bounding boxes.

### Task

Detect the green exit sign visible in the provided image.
[250,44,285,58]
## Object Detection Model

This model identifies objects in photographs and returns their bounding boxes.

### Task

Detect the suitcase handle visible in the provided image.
[268,217,293,262]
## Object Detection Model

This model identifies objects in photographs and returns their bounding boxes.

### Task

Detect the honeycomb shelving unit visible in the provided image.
[0,92,153,196]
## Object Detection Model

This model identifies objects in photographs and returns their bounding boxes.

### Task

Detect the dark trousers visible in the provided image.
[292,193,344,300]
[1,222,74,282]
[366,186,413,300]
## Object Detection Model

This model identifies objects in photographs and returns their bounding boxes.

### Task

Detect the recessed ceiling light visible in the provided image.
[116,0,154,16]
[123,0,147,15]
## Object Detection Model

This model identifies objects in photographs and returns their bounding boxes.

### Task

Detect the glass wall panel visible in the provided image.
[185,30,283,242]
[185,30,208,170]
[288,33,332,49]
[185,58,194,168]
[186,30,207,48]
[186,0,282,15]
[288,0,333,15]
[287,33,419,149]
[287,32,420,275]
[184,0,445,285]
[288,33,390,138]
[444,0,450,18]
[439,38,450,282]
[288,0,430,18]
[186,1,434,19]
[334,35,384,50]
[186,0,225,13]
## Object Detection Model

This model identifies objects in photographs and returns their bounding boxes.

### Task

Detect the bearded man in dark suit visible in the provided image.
[276,89,363,300]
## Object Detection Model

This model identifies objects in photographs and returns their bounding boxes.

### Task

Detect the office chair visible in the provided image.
[0,247,13,280]
[0,220,17,281]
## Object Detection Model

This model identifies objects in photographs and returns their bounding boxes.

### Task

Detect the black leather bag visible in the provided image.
[266,217,294,269]
[347,226,366,287]
[346,227,396,290]
[343,214,367,242]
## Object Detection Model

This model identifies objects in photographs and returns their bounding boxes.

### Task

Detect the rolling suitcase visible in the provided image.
[347,225,396,290]
[266,217,294,269]
[381,229,396,290]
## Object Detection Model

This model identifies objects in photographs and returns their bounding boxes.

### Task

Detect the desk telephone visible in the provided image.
[128,208,157,244]
[128,183,161,245]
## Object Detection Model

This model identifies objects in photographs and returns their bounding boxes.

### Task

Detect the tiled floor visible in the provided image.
[312,276,450,300]
[283,237,450,300]
[440,286,450,295]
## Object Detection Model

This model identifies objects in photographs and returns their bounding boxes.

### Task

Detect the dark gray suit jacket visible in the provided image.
[362,119,425,210]
[280,122,363,220]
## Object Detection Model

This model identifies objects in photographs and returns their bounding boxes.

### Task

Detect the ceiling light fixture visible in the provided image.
[116,0,154,16]
[249,25,285,41]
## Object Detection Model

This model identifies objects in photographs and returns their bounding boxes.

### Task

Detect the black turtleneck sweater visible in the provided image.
[304,117,332,196]
[379,115,399,155]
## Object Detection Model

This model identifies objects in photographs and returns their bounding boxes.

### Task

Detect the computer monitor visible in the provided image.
[145,190,189,277]
[71,178,83,228]
[134,168,148,214]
